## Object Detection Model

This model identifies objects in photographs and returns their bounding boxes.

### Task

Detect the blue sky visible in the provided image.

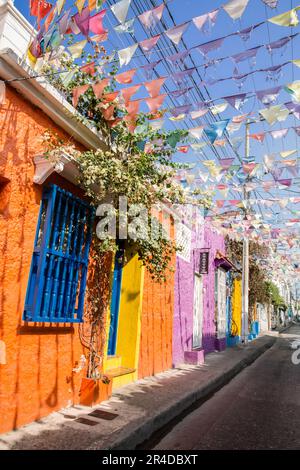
[13,0,300,241]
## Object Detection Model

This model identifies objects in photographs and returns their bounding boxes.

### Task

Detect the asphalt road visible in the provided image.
[148,325,300,450]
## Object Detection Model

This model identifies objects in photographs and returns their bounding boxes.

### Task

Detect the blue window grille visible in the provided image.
[23,185,95,323]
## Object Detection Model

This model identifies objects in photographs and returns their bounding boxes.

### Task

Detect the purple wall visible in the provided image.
[173,221,225,367]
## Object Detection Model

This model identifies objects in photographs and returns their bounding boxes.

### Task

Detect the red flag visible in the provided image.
[72,84,90,108]
[178,146,189,153]
[80,62,96,75]
[30,0,52,28]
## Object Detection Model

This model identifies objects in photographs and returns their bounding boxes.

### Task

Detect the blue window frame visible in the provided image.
[23,185,95,323]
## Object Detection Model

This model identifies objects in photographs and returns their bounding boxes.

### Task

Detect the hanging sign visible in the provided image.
[199,251,209,274]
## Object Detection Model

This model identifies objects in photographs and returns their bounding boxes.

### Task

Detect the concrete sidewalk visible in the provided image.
[0,335,276,451]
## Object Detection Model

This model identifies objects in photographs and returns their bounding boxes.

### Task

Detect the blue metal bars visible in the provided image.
[23,185,95,323]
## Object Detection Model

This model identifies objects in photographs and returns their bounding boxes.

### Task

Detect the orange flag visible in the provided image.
[92,78,110,99]
[72,84,90,107]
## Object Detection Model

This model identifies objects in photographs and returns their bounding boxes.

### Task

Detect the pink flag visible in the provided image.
[138,4,164,29]
[193,9,219,33]
[220,158,235,170]
[145,94,166,113]
[115,69,137,84]
[216,200,225,208]
[140,35,160,53]
[278,179,292,187]
[72,84,90,107]
[250,133,265,143]
[121,85,141,105]
[165,22,189,45]
[92,78,110,99]
[243,163,256,174]
[74,7,90,37]
[270,128,289,139]
[102,105,115,121]
[102,91,119,103]
[89,9,107,35]
[80,62,96,75]
[144,77,166,98]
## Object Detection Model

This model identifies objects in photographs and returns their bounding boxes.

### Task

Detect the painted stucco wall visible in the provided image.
[202,224,226,354]
[173,221,225,365]
[173,220,204,366]
[0,86,94,433]
[138,216,175,379]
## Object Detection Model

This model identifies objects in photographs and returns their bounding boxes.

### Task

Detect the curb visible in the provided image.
[89,336,276,450]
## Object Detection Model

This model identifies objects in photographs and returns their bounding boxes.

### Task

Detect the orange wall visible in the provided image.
[138,219,175,379]
[0,86,93,433]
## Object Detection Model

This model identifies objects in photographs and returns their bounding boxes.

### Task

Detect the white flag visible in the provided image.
[223,0,249,20]
[111,0,131,24]
[118,43,138,67]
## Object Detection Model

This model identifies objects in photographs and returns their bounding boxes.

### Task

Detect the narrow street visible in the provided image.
[145,325,300,450]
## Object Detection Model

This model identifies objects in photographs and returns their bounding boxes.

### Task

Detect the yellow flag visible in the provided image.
[69,40,88,58]
[280,150,297,158]
[292,59,300,68]
[75,0,86,14]
[27,48,37,65]
[268,8,299,27]
[88,0,97,11]
[210,103,228,115]
[57,0,66,15]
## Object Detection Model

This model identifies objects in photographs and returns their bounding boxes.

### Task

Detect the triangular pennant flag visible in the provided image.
[111,0,131,24]
[88,0,98,11]
[75,0,85,14]
[68,39,87,58]
[165,22,189,45]
[223,0,250,20]
[121,85,141,105]
[138,4,165,29]
[74,7,90,36]
[224,93,247,110]
[118,44,138,67]
[115,69,136,84]
[270,129,289,139]
[102,91,119,103]
[269,8,299,27]
[189,126,204,140]
[125,99,141,116]
[144,78,166,98]
[285,81,300,103]
[250,133,265,143]
[256,86,281,105]
[204,120,229,144]
[92,78,110,98]
[44,7,56,32]
[89,9,107,34]
[114,19,135,34]
[193,9,219,33]
[286,166,298,177]
[262,1,278,8]
[210,103,228,115]
[145,94,166,113]
[57,0,66,15]
[139,35,160,53]
[72,84,90,107]
[259,105,289,125]
[80,61,96,75]
[280,149,297,158]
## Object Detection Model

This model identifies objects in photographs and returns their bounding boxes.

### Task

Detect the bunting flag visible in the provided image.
[189,126,204,140]
[125,99,141,116]
[89,9,107,34]
[88,0,98,11]
[285,101,300,119]
[220,158,235,170]
[68,39,87,58]
[118,44,138,67]
[58,10,71,35]
[75,0,85,14]
[224,93,247,110]
[57,0,65,15]
[280,149,297,158]
[111,0,131,24]
[115,69,137,84]
[285,81,300,102]
[262,1,279,8]
[140,35,160,53]
[268,8,299,27]
[193,9,219,33]
[210,103,228,114]
[114,19,135,34]
[80,61,96,75]
[74,7,90,36]
[138,4,165,30]
[232,46,260,64]
[61,69,76,86]
[250,133,265,143]
[197,38,225,56]
[92,78,110,98]
[44,6,56,32]
[165,23,189,45]
[223,0,250,20]
[270,129,289,139]
[256,86,281,105]
[145,94,166,113]
[121,85,141,105]
[204,120,230,144]
[144,78,166,98]
[259,105,289,125]
[72,84,90,107]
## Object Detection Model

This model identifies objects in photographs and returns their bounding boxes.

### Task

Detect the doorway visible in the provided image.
[193,274,203,349]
